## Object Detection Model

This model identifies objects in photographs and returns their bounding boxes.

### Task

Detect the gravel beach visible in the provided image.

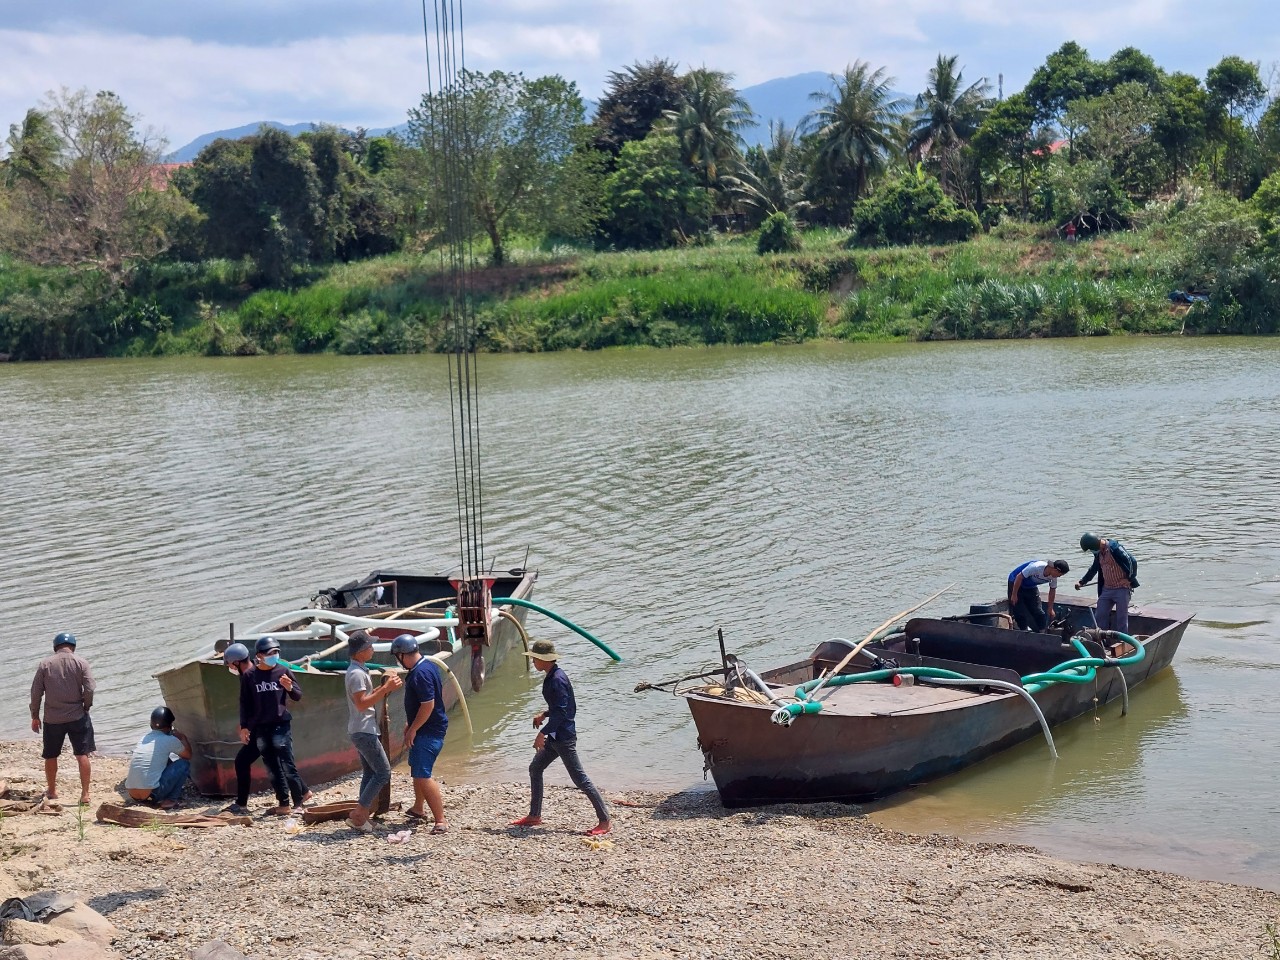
[1,741,1277,959]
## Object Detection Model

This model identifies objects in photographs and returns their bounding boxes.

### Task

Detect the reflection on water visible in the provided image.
[2,338,1280,890]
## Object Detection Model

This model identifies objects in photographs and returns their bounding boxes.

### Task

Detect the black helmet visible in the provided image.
[390,634,420,656]
[223,642,250,665]
[53,632,77,650]
[255,636,281,655]
[1080,532,1101,552]
[150,706,175,729]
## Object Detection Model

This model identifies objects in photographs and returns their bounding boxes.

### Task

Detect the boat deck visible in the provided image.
[763,679,1000,717]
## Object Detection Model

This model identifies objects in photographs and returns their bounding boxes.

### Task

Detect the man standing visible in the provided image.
[509,639,611,837]
[125,707,192,809]
[390,634,448,833]
[239,637,309,814]
[1007,559,1070,632]
[344,630,402,832]
[1076,532,1140,633]
[30,632,96,806]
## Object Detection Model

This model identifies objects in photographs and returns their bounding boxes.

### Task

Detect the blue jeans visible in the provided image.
[1096,587,1132,633]
[351,732,391,810]
[1010,586,1048,632]
[528,735,608,823]
[151,758,190,803]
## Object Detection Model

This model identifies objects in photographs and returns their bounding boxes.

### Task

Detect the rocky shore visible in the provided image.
[0,741,1276,959]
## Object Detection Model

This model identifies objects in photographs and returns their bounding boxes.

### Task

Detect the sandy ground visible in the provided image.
[1,740,1278,960]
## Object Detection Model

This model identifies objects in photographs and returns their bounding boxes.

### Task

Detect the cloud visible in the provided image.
[2,1,1277,151]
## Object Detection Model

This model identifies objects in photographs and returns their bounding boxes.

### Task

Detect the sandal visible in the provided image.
[430,823,449,835]
[265,805,292,816]
[585,823,612,837]
[509,815,542,827]
[404,808,429,820]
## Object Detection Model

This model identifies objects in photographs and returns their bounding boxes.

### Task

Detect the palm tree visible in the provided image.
[722,121,807,222]
[908,54,992,197]
[802,62,908,209]
[663,68,754,193]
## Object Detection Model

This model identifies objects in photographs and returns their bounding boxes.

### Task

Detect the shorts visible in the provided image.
[42,715,95,759]
[408,734,445,779]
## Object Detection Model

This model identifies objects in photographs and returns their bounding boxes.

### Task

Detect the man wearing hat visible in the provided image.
[238,636,308,814]
[344,630,403,832]
[1075,533,1140,633]
[509,639,611,837]
[29,632,96,806]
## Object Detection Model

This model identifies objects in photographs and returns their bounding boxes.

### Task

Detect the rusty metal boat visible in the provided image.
[678,595,1194,807]
[156,566,537,796]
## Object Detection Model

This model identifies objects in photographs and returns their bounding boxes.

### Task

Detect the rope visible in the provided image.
[422,0,484,578]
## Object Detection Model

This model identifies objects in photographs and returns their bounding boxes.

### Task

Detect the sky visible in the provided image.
[2,0,1277,152]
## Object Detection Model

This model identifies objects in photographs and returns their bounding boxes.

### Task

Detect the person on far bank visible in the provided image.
[1075,532,1140,634]
[510,639,611,837]
[125,706,192,809]
[344,630,403,833]
[239,636,311,815]
[30,632,96,806]
[391,634,449,833]
[1007,559,1070,632]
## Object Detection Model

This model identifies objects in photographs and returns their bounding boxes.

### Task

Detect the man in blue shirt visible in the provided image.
[509,639,611,837]
[390,634,448,833]
[1007,559,1070,632]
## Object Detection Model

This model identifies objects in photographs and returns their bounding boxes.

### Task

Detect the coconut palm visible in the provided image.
[802,62,909,210]
[663,68,754,192]
[908,54,992,197]
[722,121,807,223]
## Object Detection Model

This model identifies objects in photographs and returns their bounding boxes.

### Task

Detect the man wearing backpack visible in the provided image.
[1075,532,1140,634]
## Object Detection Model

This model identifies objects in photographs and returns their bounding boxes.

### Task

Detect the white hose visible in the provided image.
[425,654,472,735]
[245,608,460,635]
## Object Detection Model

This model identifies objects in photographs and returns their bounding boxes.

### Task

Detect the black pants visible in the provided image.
[235,720,307,806]
[528,735,608,823]
[1010,586,1048,632]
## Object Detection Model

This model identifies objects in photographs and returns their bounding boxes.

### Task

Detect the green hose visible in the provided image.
[493,597,621,662]
[784,631,1146,715]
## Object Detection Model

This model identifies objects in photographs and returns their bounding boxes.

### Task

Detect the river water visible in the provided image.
[2,338,1277,890]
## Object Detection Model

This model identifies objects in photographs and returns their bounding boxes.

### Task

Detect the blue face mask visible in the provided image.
[262,654,280,668]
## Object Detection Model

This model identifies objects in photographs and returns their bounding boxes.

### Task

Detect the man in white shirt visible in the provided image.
[125,707,193,809]
[1007,559,1070,632]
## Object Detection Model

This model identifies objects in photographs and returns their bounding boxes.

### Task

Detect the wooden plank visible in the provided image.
[95,803,250,828]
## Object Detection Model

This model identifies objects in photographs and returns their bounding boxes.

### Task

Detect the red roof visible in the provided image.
[147,162,191,190]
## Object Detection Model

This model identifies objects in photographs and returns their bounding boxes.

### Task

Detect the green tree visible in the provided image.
[802,61,908,224]
[409,70,591,265]
[591,59,686,159]
[600,134,712,248]
[1103,47,1163,93]
[1024,42,1103,127]
[0,89,180,281]
[1206,56,1266,194]
[662,68,753,193]
[908,54,991,200]
[1065,81,1161,200]
[1154,73,1209,189]
[970,93,1049,217]
[723,121,807,225]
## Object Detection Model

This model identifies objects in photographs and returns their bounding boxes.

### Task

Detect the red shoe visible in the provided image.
[585,822,612,837]
[509,815,543,827]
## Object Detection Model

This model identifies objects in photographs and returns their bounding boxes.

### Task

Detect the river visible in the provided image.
[1,338,1277,890]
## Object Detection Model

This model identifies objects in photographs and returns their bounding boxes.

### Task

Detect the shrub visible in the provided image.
[849,167,981,247]
[757,213,802,254]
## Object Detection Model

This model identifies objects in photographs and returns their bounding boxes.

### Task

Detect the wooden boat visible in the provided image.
[679,594,1194,807]
[156,566,537,796]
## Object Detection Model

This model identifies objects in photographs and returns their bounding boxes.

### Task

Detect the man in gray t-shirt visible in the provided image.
[344,631,402,831]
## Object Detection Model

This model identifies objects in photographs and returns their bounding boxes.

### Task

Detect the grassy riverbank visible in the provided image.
[0,223,1205,361]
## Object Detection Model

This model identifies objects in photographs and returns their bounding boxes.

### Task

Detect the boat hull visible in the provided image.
[157,569,536,796]
[685,598,1193,807]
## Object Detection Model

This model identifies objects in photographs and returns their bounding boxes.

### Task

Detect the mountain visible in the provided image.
[166,72,895,160]
[737,71,830,146]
